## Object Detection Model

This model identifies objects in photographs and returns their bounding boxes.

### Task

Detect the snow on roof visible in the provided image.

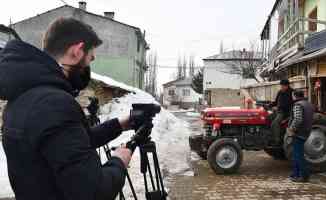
[91,72,136,93]
[163,77,193,87]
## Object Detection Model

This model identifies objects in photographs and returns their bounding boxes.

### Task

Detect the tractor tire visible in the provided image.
[264,148,287,160]
[283,127,326,173]
[207,138,243,174]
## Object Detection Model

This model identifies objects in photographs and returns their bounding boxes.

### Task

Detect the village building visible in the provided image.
[11,1,149,89]
[246,0,326,111]
[203,50,261,107]
[163,77,201,109]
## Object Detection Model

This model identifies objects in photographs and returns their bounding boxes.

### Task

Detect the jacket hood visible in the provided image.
[0,40,73,101]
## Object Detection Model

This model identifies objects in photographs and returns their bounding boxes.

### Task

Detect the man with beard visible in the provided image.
[0,18,132,200]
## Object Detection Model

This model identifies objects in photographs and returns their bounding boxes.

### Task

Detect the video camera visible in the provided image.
[127,104,161,151]
[130,103,161,129]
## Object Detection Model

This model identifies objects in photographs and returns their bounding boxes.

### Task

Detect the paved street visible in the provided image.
[169,112,326,200]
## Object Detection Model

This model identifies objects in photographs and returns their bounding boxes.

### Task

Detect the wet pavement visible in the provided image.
[169,111,326,200]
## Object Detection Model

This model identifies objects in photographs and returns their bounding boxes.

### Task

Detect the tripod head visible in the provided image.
[127,104,161,151]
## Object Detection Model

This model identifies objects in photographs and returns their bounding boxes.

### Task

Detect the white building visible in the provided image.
[163,77,201,109]
[203,51,261,107]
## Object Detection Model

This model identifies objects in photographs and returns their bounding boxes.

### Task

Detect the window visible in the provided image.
[309,7,318,32]
[182,89,190,96]
[168,89,175,96]
[278,18,284,37]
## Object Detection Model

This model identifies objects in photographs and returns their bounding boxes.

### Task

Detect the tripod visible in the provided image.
[125,122,167,200]
[86,98,167,200]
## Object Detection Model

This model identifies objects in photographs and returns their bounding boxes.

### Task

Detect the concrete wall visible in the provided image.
[208,88,242,107]
[12,6,147,89]
[244,79,306,102]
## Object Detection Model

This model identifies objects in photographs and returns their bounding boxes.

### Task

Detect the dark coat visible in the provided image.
[272,87,294,117]
[0,40,126,200]
[289,98,314,140]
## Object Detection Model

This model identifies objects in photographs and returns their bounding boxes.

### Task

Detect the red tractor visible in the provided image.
[189,101,326,174]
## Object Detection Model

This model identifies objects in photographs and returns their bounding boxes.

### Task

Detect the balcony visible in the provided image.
[266,17,326,65]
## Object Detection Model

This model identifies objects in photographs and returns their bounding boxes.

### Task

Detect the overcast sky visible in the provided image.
[0,0,275,90]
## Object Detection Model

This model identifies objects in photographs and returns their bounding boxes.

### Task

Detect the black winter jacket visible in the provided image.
[0,40,126,200]
[272,87,294,117]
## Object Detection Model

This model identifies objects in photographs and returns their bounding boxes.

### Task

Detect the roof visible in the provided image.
[0,24,20,41]
[203,50,262,61]
[91,72,135,93]
[163,77,193,87]
[12,5,148,47]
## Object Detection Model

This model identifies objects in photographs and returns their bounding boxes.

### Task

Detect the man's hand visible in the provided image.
[118,116,131,131]
[112,147,132,168]
[287,128,295,136]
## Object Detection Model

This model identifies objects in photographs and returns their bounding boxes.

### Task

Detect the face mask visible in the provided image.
[67,65,91,91]
[61,57,91,92]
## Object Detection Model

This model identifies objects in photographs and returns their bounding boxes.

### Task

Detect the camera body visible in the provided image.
[130,103,161,130]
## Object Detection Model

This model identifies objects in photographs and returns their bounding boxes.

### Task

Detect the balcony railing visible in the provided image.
[267,17,326,63]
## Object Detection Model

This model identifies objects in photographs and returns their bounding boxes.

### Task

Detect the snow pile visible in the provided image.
[99,90,192,199]
[0,145,14,198]
[91,72,135,93]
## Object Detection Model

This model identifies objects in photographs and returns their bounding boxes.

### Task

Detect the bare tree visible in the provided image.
[182,55,187,78]
[177,56,183,79]
[217,41,263,83]
[145,52,158,96]
[188,55,195,77]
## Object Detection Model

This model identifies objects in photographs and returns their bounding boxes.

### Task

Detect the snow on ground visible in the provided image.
[99,90,193,199]
[186,111,201,117]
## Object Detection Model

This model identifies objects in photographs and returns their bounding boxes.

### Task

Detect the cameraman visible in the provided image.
[0,18,131,200]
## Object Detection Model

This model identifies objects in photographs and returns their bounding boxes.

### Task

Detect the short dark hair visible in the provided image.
[293,90,305,98]
[280,79,290,86]
[43,18,102,57]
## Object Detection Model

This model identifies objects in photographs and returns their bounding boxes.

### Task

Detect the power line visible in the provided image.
[157,65,203,69]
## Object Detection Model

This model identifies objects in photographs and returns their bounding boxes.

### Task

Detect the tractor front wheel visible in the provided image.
[207,138,243,174]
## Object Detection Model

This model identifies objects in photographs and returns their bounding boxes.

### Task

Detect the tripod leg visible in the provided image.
[126,172,138,200]
[152,150,167,199]
[147,160,156,191]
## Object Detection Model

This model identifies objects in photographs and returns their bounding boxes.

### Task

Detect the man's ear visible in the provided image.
[67,42,85,63]
[74,42,85,60]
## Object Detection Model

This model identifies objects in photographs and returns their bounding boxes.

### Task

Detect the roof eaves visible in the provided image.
[260,0,281,38]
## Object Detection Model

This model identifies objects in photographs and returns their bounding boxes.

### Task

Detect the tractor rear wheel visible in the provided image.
[283,127,326,172]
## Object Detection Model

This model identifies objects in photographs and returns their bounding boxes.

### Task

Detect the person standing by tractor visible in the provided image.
[287,90,314,182]
[270,79,294,145]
